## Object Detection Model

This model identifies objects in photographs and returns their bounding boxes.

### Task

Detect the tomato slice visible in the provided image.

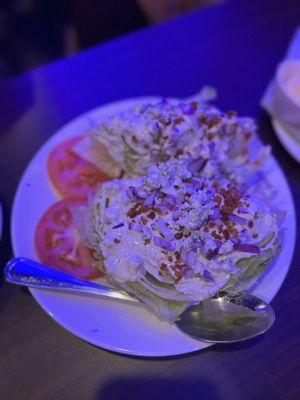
[47,135,111,199]
[35,199,103,280]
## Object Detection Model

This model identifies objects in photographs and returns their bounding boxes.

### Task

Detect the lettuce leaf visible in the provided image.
[117,281,194,321]
[221,240,281,293]
[112,239,281,321]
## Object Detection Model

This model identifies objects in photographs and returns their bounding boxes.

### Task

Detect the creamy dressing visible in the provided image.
[86,156,279,302]
[85,99,264,185]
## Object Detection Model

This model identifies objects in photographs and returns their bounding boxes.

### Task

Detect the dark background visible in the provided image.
[0,0,220,78]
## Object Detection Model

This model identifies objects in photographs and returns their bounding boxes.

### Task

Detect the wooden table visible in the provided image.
[1,0,299,399]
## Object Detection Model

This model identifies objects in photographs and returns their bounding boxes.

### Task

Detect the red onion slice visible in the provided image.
[112,223,124,229]
[144,191,157,207]
[233,243,260,254]
[190,179,203,190]
[156,204,169,215]
[187,157,207,173]
[202,269,215,283]
[186,251,197,267]
[209,209,221,220]
[180,103,195,115]
[156,216,174,240]
[180,247,188,263]
[230,236,240,244]
[238,206,251,214]
[206,247,219,260]
[126,186,143,202]
[185,184,195,195]
[172,209,182,220]
[228,214,248,224]
[154,236,176,252]
[128,222,143,232]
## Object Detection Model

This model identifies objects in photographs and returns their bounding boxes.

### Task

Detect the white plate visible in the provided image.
[272,118,300,163]
[11,97,296,357]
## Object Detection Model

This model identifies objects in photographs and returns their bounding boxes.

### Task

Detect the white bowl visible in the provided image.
[273,59,300,131]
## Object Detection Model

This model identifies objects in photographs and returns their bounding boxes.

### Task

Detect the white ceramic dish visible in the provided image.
[11,97,296,357]
[272,118,300,163]
[273,59,300,128]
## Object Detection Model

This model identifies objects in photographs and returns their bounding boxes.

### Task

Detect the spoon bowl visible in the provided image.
[5,257,275,343]
[176,291,275,343]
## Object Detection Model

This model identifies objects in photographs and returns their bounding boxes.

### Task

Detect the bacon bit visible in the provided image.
[207,117,221,129]
[131,135,138,144]
[220,187,240,214]
[160,117,171,126]
[160,154,171,162]
[175,232,183,240]
[175,149,184,157]
[231,228,238,237]
[174,117,184,126]
[141,217,148,225]
[160,263,167,271]
[168,256,173,262]
[223,229,230,241]
[198,115,208,126]
[174,271,184,283]
[184,232,191,238]
[204,226,209,233]
[248,220,254,228]
[190,101,198,110]
[105,198,110,208]
[127,204,149,218]
[144,238,151,245]
[147,211,156,220]
[207,133,213,141]
[175,251,180,260]
[158,271,164,276]
[227,110,237,118]
[211,231,222,241]
[213,195,222,207]
[114,238,121,244]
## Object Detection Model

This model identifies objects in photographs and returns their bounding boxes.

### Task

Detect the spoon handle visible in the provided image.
[5,257,137,302]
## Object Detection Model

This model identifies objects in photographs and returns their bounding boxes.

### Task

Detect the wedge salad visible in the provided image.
[35,96,282,321]
[78,99,269,184]
[78,156,280,320]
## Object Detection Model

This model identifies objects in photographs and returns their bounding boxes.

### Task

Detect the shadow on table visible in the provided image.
[97,376,220,400]
[0,74,35,131]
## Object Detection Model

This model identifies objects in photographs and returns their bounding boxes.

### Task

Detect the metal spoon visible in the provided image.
[5,257,275,343]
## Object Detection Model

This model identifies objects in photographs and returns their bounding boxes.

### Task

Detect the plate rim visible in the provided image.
[272,118,300,163]
[11,97,297,357]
